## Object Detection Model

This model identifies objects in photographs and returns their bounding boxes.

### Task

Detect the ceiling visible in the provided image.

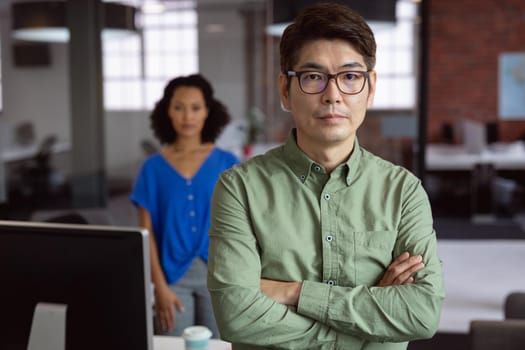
[0,0,265,13]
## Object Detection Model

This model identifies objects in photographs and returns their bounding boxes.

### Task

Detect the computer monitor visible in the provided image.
[462,119,487,154]
[0,220,153,350]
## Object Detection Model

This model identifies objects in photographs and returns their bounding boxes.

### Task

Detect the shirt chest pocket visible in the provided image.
[342,230,396,286]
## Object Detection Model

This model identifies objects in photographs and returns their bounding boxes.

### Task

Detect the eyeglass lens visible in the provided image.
[299,71,366,94]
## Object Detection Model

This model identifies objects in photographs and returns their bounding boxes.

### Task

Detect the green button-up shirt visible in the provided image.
[208,132,444,350]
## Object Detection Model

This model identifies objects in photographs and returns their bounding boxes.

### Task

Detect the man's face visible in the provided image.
[279,39,376,150]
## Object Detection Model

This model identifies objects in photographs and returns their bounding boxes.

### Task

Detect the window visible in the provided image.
[141,9,199,109]
[103,34,143,110]
[103,1,198,110]
[372,0,418,109]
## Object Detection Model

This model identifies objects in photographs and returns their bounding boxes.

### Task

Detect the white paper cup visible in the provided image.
[182,326,212,350]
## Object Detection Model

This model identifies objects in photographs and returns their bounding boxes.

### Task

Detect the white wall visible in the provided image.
[197,3,247,122]
[104,110,153,181]
[0,12,70,145]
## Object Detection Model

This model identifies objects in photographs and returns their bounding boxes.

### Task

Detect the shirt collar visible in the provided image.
[282,128,362,186]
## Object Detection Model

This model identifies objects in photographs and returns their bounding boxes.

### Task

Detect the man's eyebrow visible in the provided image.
[341,62,365,69]
[297,62,324,70]
[296,61,365,70]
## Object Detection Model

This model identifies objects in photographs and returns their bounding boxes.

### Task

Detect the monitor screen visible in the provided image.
[0,220,153,350]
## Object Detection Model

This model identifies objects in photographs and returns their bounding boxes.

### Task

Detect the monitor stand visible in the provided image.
[27,302,67,350]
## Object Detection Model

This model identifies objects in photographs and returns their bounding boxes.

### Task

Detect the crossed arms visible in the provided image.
[260,252,425,306]
[208,172,445,349]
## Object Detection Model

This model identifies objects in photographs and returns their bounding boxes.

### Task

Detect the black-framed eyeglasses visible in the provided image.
[287,70,370,95]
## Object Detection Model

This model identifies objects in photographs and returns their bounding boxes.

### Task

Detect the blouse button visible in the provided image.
[326,235,333,242]
[324,193,331,200]
[314,165,321,172]
[191,227,197,233]
[300,174,306,181]
[189,210,196,217]
[327,280,335,286]
[186,180,192,186]
[188,194,194,201]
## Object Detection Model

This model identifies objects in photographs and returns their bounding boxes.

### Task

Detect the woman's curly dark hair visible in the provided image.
[150,74,231,145]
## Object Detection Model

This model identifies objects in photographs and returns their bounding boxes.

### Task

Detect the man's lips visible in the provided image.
[317,113,347,119]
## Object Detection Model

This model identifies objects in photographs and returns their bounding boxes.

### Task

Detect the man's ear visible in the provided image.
[279,73,291,111]
[366,70,377,109]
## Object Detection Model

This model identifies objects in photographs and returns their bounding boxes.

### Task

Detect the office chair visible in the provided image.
[141,139,158,156]
[13,134,66,199]
[469,319,525,350]
[505,292,525,320]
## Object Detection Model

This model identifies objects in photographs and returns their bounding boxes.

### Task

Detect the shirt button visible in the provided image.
[191,227,197,233]
[327,280,335,286]
[314,165,321,172]
[300,174,306,181]
[186,180,192,186]
[324,193,331,200]
[188,194,194,201]
[326,235,333,242]
[189,210,196,217]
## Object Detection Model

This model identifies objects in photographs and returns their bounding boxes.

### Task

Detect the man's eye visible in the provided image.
[305,73,324,81]
[343,72,362,80]
[342,72,360,81]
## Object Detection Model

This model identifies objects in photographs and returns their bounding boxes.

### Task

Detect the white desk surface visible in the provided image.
[426,142,525,171]
[0,141,70,163]
[153,335,232,350]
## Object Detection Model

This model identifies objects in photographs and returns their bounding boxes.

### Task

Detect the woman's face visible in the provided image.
[168,86,209,141]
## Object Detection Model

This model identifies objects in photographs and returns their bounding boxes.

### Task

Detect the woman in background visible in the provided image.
[131,74,239,338]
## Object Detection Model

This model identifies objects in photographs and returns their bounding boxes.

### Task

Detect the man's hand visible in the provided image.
[376,252,425,287]
[260,279,302,306]
[260,252,424,306]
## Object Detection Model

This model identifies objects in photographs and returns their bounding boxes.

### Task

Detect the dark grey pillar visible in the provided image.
[0,148,5,203]
[67,0,107,208]
[417,0,429,185]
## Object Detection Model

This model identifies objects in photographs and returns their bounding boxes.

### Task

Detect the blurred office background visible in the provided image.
[0,0,425,213]
[0,0,524,349]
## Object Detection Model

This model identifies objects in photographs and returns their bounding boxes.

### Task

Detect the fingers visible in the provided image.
[394,254,424,285]
[377,252,425,287]
[158,306,175,332]
[173,295,186,313]
[156,292,185,332]
[403,276,414,284]
[392,258,425,285]
[393,251,411,264]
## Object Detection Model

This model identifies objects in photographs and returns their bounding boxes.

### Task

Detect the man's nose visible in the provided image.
[322,78,342,104]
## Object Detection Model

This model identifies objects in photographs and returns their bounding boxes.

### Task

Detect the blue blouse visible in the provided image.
[130,148,239,284]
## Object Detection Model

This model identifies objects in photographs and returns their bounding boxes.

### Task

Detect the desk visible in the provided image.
[1,141,70,163]
[154,335,231,350]
[426,142,525,171]
[0,141,71,204]
[426,142,525,220]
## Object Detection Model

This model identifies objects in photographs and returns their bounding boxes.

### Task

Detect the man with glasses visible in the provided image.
[208,3,444,349]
